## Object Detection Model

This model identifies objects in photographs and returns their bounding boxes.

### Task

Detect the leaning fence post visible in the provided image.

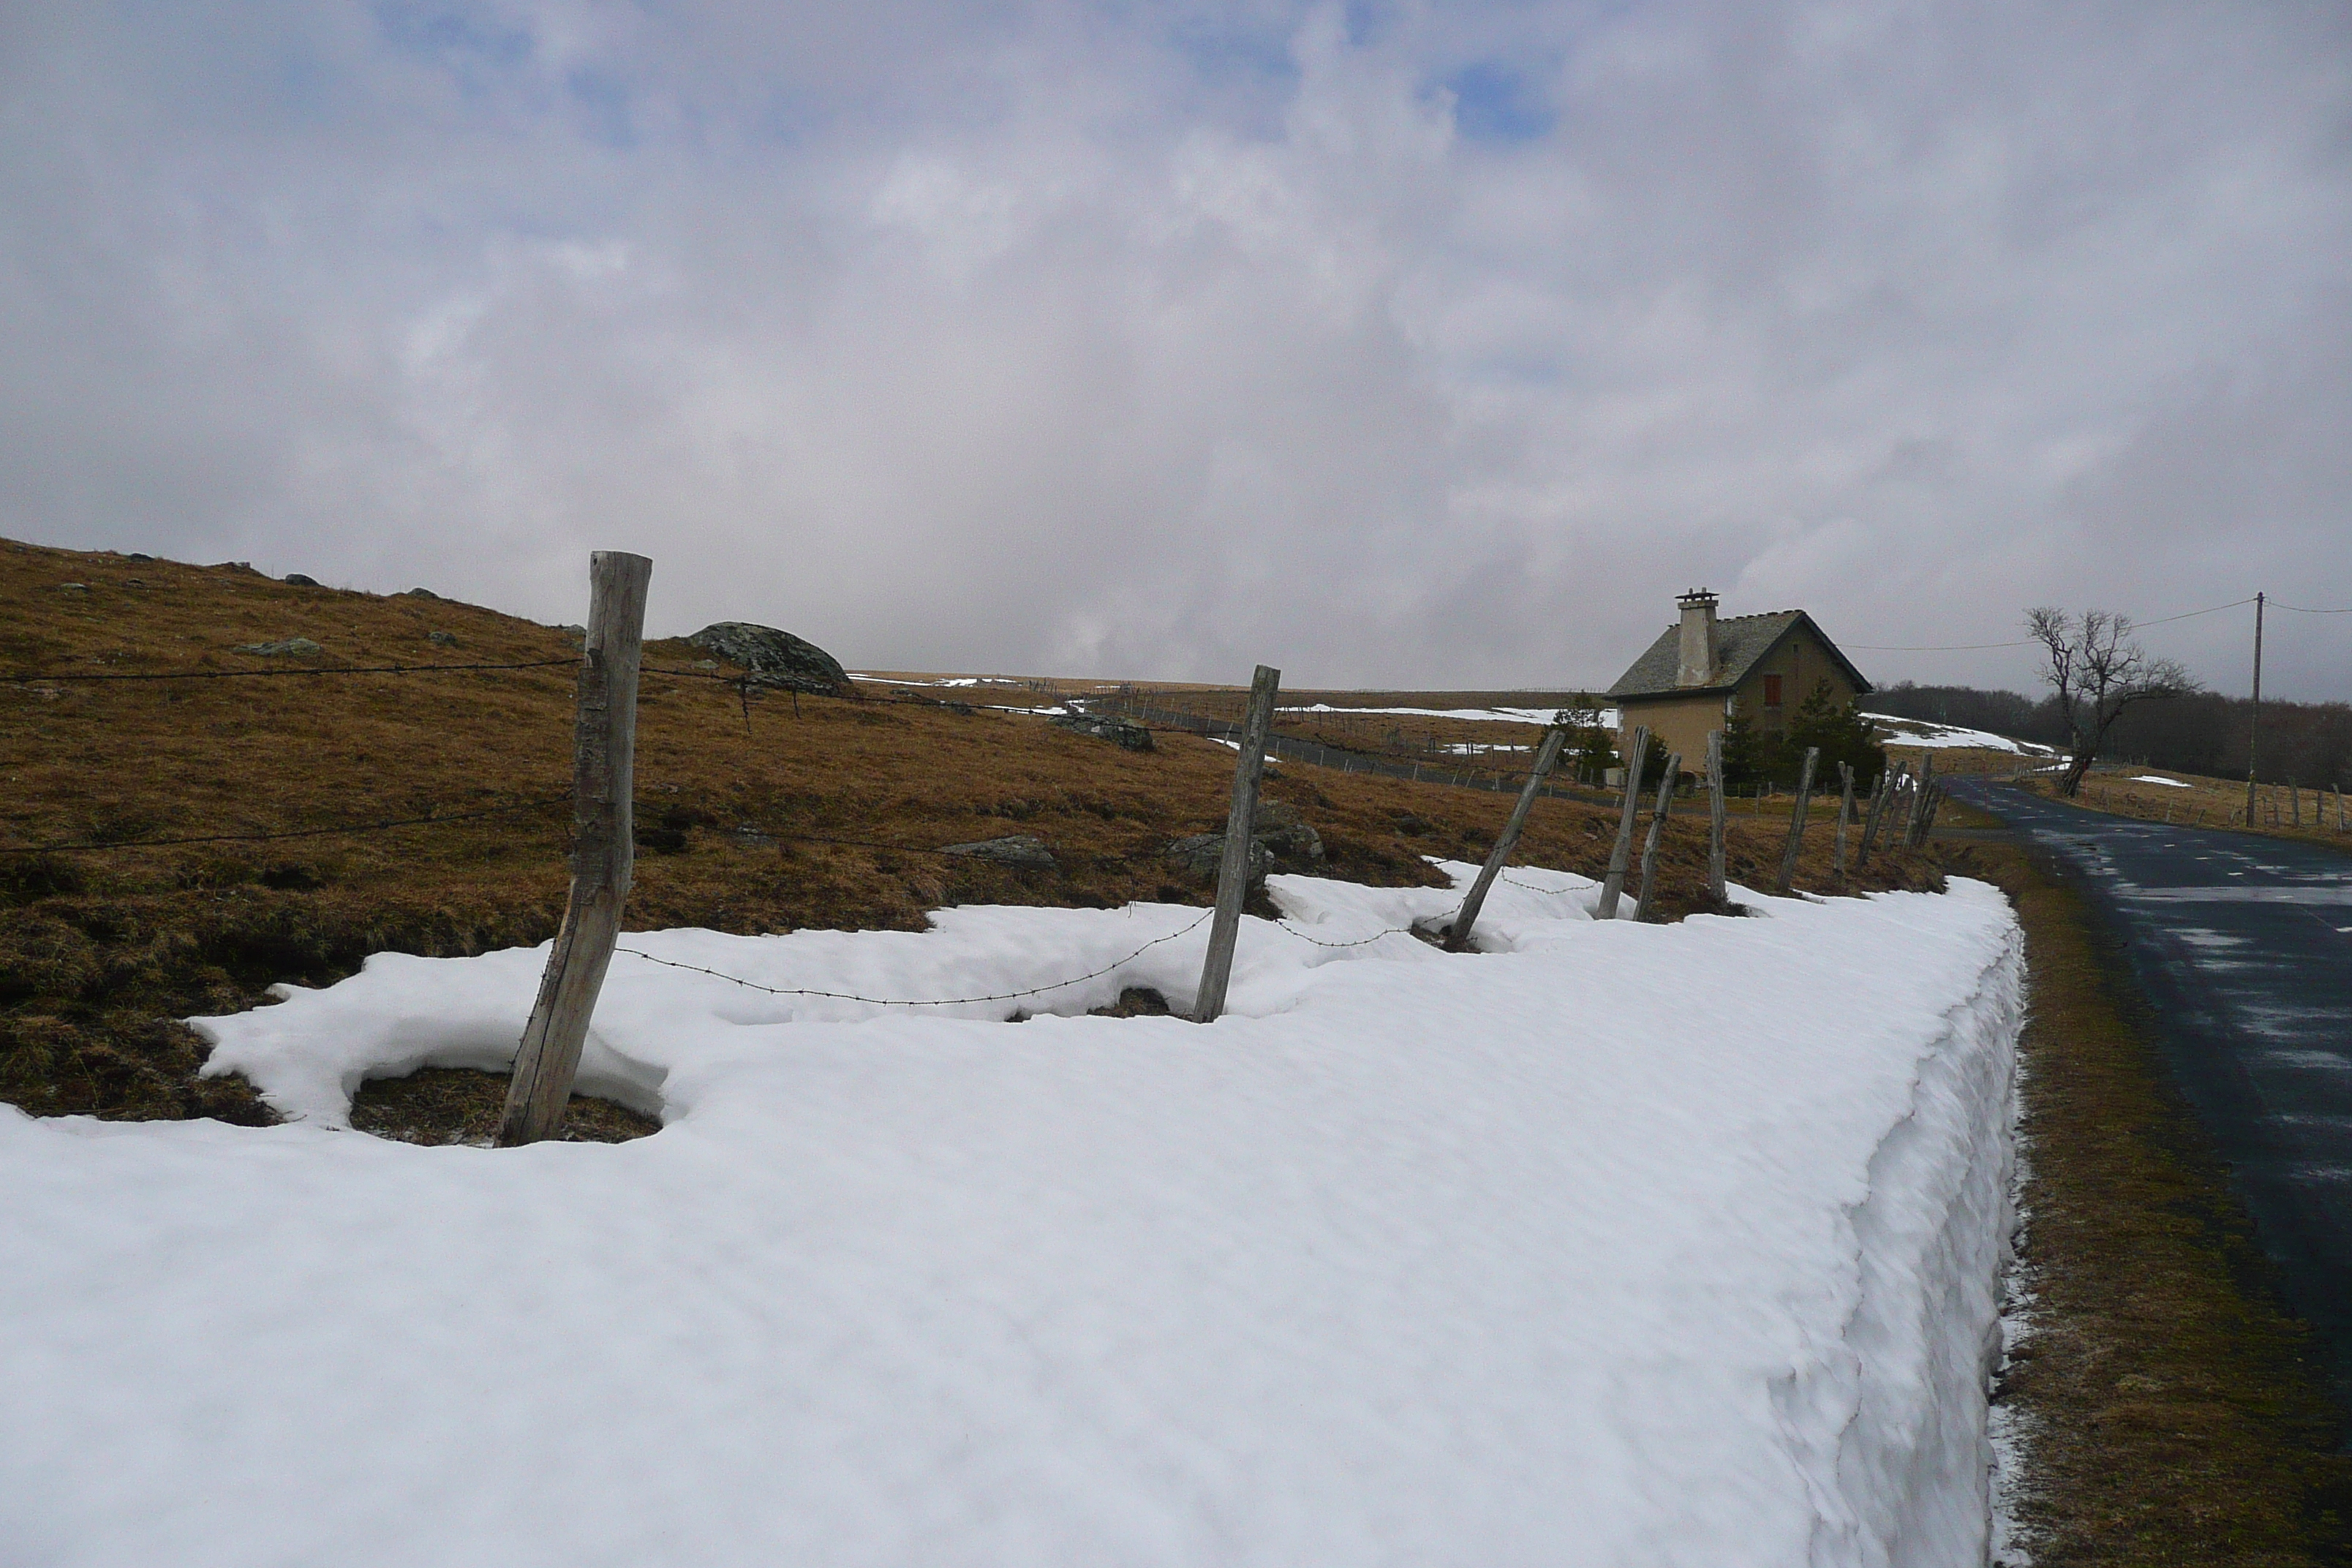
[500,550,652,1147]
[1705,728,1727,906]
[1774,746,1820,895]
[1834,761,1855,879]
[1857,764,1896,868]
[1595,725,1650,920]
[1446,726,1569,951]
[1907,753,1937,842]
[1634,753,1682,921]
[1193,663,1280,1024]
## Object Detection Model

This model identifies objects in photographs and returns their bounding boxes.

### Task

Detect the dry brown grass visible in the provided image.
[1945,840,2352,1564]
[2024,768,2352,853]
[1,537,1940,1133]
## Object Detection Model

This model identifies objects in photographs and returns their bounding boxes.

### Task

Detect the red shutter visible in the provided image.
[1763,674,1783,707]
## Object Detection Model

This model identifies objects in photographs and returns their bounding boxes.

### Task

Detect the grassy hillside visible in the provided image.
[1,538,1940,1130]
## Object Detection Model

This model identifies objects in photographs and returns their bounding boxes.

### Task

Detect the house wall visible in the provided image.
[1742,629,1859,731]
[1617,693,1730,777]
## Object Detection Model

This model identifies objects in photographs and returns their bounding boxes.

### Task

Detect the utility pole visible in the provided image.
[2244,591,2264,826]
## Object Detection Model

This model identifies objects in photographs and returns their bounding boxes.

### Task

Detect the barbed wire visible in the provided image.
[0,795,569,855]
[6,657,578,684]
[614,908,1215,1009]
[1273,921,1418,949]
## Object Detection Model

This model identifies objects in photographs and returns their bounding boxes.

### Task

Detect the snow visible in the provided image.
[1,868,2021,1568]
[2129,774,2190,788]
[1282,702,1609,727]
[1865,715,2056,755]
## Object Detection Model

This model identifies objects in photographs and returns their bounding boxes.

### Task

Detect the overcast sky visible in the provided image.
[4,1,2348,697]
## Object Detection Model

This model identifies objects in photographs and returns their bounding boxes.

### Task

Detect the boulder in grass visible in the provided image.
[235,637,323,657]
[1050,712,1153,752]
[1163,833,1273,883]
[1252,800,1325,865]
[685,622,850,696]
[940,834,1058,872]
[282,573,320,587]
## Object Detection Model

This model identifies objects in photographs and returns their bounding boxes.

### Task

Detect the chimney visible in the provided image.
[1676,589,1718,687]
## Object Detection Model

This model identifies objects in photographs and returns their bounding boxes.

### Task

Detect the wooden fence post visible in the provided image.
[1595,725,1650,920]
[1634,753,1682,921]
[1774,747,1820,894]
[1859,763,1901,867]
[1834,761,1855,879]
[1445,726,1569,951]
[1705,728,1727,907]
[1194,663,1280,1024]
[500,550,652,1147]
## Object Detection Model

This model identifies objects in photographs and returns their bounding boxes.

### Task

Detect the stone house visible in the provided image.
[1604,591,1872,776]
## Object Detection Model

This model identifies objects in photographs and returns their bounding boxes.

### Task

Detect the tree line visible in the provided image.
[1869,681,2352,789]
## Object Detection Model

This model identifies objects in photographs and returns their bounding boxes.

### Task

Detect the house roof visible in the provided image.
[1606,609,1872,701]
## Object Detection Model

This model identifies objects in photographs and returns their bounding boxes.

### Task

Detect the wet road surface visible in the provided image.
[1951,780,2352,1420]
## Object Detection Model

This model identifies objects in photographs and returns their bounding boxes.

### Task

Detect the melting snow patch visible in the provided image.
[1,871,2021,1567]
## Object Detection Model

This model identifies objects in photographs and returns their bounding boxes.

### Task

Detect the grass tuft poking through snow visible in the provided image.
[2,866,2020,1567]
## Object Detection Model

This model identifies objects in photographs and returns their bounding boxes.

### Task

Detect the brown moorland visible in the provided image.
[1,537,1938,1136]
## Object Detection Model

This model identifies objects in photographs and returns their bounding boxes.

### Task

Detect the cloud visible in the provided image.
[1,0,2348,696]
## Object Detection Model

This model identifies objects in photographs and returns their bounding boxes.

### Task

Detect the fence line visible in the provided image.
[613,909,1215,1008]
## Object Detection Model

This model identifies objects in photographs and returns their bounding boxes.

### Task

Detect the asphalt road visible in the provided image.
[1950,779,2352,1420]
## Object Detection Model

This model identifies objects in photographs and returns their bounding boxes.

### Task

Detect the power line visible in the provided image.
[1846,595,2259,652]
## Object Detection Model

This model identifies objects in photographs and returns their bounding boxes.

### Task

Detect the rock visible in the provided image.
[235,637,323,657]
[939,834,1058,872]
[1164,802,1323,883]
[57,583,87,592]
[685,622,850,696]
[1253,800,1325,864]
[405,587,440,600]
[282,573,319,587]
[1050,712,1154,751]
[427,630,456,647]
[125,552,153,562]
[212,560,261,576]
[1163,832,1273,883]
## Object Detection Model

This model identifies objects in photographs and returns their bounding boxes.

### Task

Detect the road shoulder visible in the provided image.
[1942,839,2351,1564]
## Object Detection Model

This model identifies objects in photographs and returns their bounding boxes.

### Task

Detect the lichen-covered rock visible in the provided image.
[685,622,850,696]
[940,834,1058,872]
[235,637,323,657]
[1050,713,1153,751]
[1164,802,1323,883]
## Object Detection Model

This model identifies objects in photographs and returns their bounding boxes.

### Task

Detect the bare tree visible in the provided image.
[2025,608,2196,796]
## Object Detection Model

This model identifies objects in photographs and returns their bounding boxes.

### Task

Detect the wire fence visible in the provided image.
[4,644,1567,1009]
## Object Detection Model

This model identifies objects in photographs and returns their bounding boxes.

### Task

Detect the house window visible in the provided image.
[1763,674,1783,708]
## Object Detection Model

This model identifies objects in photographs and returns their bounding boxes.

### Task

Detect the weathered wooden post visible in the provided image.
[500,550,652,1147]
[1445,726,1569,951]
[1774,747,1820,894]
[1858,763,1901,867]
[1633,753,1682,921]
[1193,663,1281,1024]
[1705,728,1727,907]
[1834,761,1855,879]
[1899,753,1935,844]
[1595,725,1650,920]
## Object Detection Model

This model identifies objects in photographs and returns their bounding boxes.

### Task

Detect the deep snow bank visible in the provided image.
[1,869,2019,1568]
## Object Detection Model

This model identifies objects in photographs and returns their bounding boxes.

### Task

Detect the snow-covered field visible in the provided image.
[1281,702,1606,726]
[1,867,2021,1567]
[1864,715,2056,755]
